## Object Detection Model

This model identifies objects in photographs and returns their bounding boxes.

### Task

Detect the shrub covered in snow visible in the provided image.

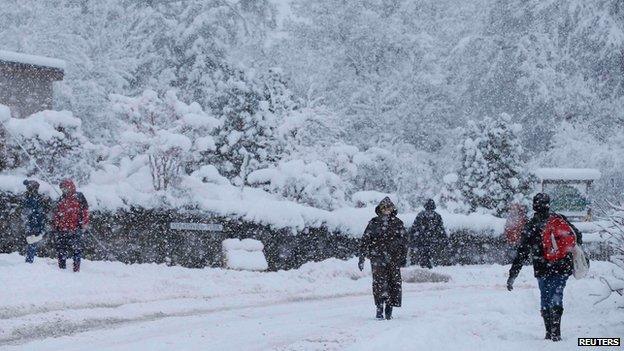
[110,90,221,191]
[248,159,348,210]
[2,109,94,182]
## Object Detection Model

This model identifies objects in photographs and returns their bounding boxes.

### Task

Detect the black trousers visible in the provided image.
[371,261,402,307]
[55,230,82,270]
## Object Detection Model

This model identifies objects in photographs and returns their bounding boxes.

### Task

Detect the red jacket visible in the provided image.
[53,181,89,231]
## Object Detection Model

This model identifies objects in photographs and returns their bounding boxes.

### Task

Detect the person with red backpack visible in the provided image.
[506,193,583,342]
[52,179,89,272]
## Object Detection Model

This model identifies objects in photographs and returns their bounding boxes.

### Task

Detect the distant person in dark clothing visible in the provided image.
[358,197,408,320]
[52,179,90,272]
[507,193,583,342]
[409,199,448,268]
[21,180,50,263]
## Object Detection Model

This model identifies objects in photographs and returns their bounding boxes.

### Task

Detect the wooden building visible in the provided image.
[0,50,65,118]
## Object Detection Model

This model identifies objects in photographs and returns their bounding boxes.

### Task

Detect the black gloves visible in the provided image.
[506,276,515,291]
[358,257,365,271]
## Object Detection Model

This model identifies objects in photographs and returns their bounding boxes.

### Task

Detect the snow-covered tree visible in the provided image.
[457,113,528,215]
[209,68,298,185]
[110,90,221,191]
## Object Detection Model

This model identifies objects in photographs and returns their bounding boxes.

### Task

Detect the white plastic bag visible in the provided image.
[572,245,589,279]
[26,235,43,244]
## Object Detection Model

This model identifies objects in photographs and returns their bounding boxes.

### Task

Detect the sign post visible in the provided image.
[169,222,224,232]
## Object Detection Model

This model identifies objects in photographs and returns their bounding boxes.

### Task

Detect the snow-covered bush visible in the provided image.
[2,109,94,182]
[457,113,528,215]
[110,90,220,191]
[248,159,347,210]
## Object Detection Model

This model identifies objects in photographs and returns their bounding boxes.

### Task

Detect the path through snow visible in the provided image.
[1,254,621,350]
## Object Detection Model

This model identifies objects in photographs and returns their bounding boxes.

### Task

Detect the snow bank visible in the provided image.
[534,168,601,181]
[0,50,66,70]
[222,238,268,271]
[0,104,10,123]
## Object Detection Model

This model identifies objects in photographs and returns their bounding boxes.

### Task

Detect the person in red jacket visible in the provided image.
[52,179,89,272]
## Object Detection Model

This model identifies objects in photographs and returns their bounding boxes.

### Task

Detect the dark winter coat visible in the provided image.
[509,211,582,279]
[409,200,448,267]
[359,198,408,267]
[21,191,50,235]
[360,197,408,307]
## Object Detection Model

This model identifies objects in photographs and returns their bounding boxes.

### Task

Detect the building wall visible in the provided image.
[0,66,56,118]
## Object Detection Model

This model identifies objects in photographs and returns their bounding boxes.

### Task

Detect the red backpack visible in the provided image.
[542,215,576,261]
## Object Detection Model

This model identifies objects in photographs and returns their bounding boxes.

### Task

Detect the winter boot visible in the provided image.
[58,258,66,269]
[540,308,552,339]
[550,306,563,342]
[376,305,384,320]
[385,305,393,320]
[73,260,80,273]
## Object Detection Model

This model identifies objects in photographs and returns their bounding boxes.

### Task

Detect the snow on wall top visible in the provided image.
[534,168,601,181]
[0,50,66,70]
[0,172,505,238]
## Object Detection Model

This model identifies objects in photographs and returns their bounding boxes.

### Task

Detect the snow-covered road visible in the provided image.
[1,253,622,351]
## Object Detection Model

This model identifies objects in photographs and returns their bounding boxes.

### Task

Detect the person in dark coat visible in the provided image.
[409,199,448,268]
[358,197,408,320]
[507,193,583,342]
[20,180,50,263]
[52,179,90,272]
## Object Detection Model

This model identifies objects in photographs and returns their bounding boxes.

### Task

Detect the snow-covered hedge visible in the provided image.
[0,172,504,238]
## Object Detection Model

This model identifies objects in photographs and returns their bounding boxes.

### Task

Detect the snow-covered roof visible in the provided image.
[0,50,66,70]
[534,168,601,181]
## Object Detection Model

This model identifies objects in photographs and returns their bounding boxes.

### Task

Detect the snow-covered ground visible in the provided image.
[1,253,622,351]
